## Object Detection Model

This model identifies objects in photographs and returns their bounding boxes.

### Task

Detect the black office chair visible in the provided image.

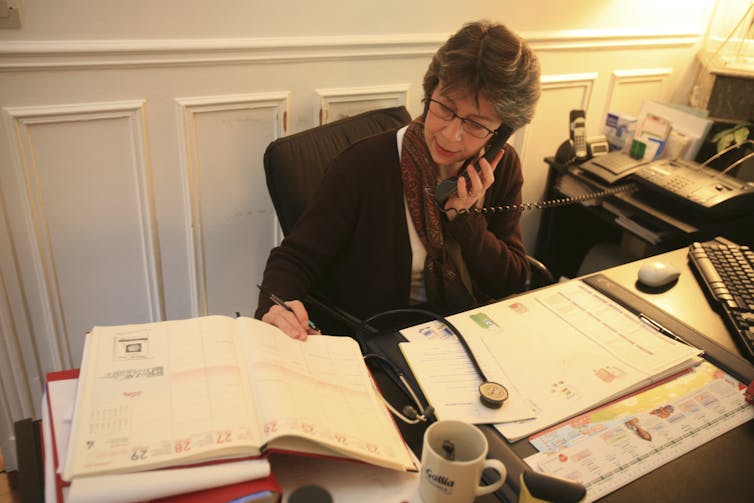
[262,106,554,331]
[526,254,556,289]
[263,106,412,332]
[264,106,413,237]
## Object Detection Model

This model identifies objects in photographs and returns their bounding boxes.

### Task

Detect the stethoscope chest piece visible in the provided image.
[479,381,508,409]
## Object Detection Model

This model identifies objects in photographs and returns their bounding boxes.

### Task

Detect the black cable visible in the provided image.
[355,308,491,387]
[363,353,431,421]
[443,183,637,216]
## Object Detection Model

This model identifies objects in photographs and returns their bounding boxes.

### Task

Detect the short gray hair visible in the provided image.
[423,21,541,131]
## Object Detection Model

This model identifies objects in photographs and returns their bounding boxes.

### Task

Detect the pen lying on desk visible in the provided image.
[639,313,691,346]
[257,284,320,332]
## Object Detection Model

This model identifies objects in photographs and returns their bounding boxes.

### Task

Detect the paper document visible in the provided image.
[399,331,537,424]
[525,361,754,502]
[401,281,702,440]
[44,374,272,503]
[272,453,421,503]
[636,101,712,161]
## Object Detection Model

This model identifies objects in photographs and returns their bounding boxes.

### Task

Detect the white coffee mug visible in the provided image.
[419,420,506,503]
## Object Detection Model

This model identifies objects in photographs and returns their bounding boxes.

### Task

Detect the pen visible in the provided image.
[638,314,690,346]
[257,284,319,332]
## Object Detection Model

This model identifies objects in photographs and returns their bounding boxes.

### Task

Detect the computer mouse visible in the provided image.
[637,261,680,288]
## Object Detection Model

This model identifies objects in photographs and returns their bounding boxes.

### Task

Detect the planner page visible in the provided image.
[236,317,416,471]
[63,316,261,480]
[525,361,754,501]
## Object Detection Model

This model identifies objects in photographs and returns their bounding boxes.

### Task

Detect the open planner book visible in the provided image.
[62,315,416,481]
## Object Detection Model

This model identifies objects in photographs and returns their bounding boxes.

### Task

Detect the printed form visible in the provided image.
[525,361,754,501]
[400,281,702,440]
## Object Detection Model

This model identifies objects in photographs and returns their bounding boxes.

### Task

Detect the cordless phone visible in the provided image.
[434,125,514,206]
[569,110,588,161]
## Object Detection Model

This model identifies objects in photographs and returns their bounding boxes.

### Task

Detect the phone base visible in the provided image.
[555,139,576,164]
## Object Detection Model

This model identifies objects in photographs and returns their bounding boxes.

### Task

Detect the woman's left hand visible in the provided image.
[443,149,504,219]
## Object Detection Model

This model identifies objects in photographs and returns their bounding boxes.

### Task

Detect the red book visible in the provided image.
[44,370,281,503]
[152,476,280,503]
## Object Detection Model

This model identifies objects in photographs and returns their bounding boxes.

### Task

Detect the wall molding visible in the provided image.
[0,28,701,71]
[176,92,288,317]
[602,67,673,119]
[0,251,37,473]
[526,28,700,51]
[541,72,599,111]
[3,100,165,368]
[316,83,410,124]
[516,72,598,166]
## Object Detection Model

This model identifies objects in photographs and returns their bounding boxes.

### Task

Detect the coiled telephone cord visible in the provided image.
[447,183,638,215]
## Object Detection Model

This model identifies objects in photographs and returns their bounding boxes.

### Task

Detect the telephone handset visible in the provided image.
[432,109,640,215]
[434,125,514,206]
[569,110,588,161]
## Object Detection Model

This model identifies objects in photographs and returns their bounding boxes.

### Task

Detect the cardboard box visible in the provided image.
[604,113,637,151]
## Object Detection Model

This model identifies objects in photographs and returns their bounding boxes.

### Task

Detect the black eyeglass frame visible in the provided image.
[423,98,499,139]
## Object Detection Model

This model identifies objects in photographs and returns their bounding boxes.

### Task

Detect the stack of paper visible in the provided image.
[399,281,703,442]
[44,372,278,503]
[46,315,418,502]
[635,101,713,162]
[630,113,672,160]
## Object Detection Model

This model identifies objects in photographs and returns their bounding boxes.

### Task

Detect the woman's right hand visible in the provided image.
[261,299,318,340]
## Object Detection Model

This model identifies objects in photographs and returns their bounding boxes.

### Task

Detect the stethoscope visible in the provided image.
[364,353,435,424]
[355,308,509,424]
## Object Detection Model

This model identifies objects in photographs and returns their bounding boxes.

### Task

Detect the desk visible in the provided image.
[370,246,753,502]
[502,247,753,502]
[21,249,754,502]
[534,157,754,279]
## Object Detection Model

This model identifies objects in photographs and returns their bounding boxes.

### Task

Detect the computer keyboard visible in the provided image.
[688,238,754,364]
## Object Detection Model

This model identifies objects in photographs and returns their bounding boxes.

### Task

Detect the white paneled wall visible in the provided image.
[176,93,288,317]
[0,1,716,468]
[603,68,674,121]
[518,72,598,244]
[318,84,409,124]
[5,101,165,370]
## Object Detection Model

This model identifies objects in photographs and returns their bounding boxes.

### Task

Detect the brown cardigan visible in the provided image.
[255,128,529,322]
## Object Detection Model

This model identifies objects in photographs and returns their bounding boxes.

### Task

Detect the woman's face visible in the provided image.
[423,85,501,175]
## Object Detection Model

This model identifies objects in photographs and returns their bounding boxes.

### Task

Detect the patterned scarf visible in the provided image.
[400,117,477,314]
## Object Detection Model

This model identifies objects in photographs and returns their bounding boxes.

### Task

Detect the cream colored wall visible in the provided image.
[0,0,716,39]
[0,0,718,469]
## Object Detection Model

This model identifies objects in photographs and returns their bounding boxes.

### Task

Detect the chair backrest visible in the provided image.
[264,106,412,236]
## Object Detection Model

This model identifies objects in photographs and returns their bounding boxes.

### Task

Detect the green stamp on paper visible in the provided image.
[470,312,498,329]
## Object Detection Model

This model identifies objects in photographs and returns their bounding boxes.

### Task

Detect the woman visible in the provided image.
[256,20,541,339]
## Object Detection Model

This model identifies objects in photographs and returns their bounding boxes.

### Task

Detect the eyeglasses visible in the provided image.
[425,98,497,139]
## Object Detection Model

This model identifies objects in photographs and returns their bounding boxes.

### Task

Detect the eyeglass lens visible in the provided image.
[428,99,493,138]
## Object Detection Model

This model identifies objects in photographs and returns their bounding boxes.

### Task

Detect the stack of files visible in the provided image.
[47,315,417,502]
[399,280,704,442]
[635,101,712,162]
[44,370,280,503]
